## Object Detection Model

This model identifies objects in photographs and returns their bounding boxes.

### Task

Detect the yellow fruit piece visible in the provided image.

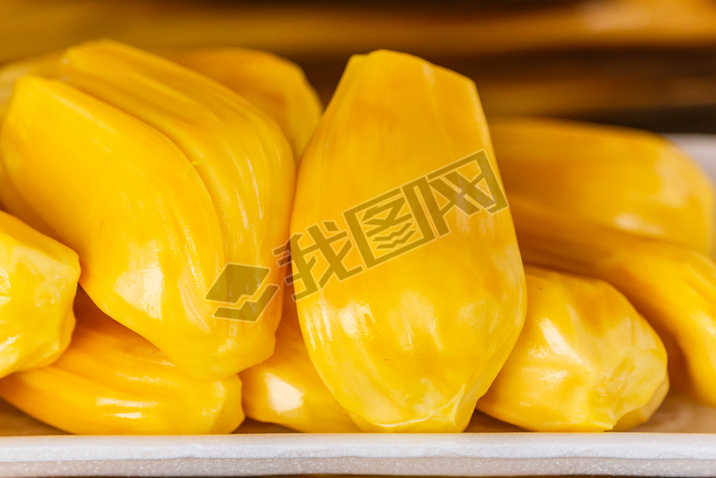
[491,117,715,255]
[0,41,295,380]
[0,52,60,119]
[614,378,670,431]
[241,287,359,432]
[290,50,527,432]
[0,210,79,378]
[167,47,322,158]
[0,290,244,435]
[477,266,668,432]
[0,47,321,160]
[511,195,716,407]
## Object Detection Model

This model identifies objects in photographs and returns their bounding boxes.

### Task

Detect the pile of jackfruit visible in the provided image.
[0,40,712,434]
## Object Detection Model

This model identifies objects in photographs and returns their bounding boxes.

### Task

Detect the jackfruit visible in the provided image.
[478,266,668,432]
[0,290,244,435]
[491,117,715,255]
[0,40,295,379]
[290,50,526,432]
[511,196,716,407]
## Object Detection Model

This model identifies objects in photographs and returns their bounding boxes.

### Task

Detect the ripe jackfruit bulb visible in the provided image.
[0,290,244,435]
[0,47,322,159]
[166,47,322,158]
[241,286,360,432]
[477,266,668,432]
[291,50,526,432]
[0,40,295,380]
[0,51,60,119]
[0,210,79,379]
[511,196,716,407]
[490,117,715,255]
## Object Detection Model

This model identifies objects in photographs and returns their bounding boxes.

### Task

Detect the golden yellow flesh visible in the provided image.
[491,117,715,255]
[511,196,716,406]
[614,378,670,431]
[167,47,322,158]
[291,50,526,432]
[477,266,668,432]
[0,41,295,380]
[0,47,321,159]
[0,291,244,435]
[0,44,695,433]
[1,74,221,376]
[0,52,60,119]
[241,287,359,432]
[0,210,79,378]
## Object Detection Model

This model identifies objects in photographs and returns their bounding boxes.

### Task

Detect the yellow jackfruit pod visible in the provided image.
[490,117,715,255]
[0,52,60,118]
[510,195,716,407]
[290,50,527,432]
[0,41,295,379]
[241,287,359,432]
[613,378,670,431]
[1,48,321,159]
[477,266,668,432]
[0,210,79,378]
[166,48,322,158]
[0,291,244,435]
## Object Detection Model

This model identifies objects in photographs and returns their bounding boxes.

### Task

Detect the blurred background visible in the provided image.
[2,0,716,132]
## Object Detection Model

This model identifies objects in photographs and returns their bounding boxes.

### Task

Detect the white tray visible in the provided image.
[1,134,716,477]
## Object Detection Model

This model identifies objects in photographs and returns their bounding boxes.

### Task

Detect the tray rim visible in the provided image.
[1,432,716,477]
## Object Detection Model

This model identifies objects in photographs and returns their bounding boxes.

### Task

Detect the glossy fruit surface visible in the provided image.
[478,266,668,432]
[241,287,359,432]
[0,41,295,379]
[0,210,79,379]
[491,117,715,254]
[291,50,526,432]
[511,196,716,407]
[0,291,244,435]
[168,47,322,158]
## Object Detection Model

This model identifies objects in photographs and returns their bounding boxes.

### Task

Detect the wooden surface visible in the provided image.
[1,0,716,63]
[1,0,716,132]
